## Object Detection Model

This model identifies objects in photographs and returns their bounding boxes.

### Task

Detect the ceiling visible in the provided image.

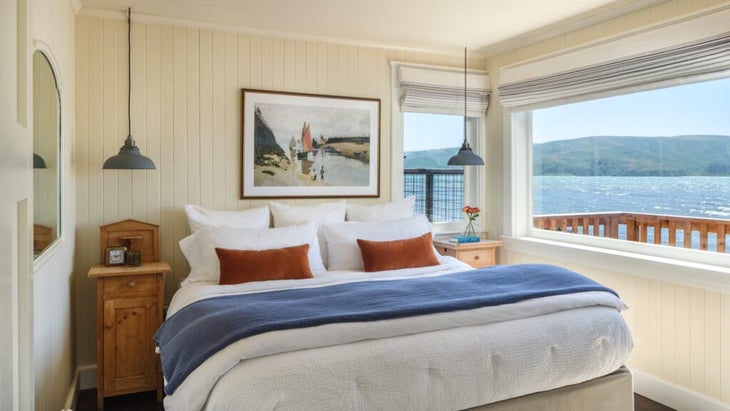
[78,0,664,55]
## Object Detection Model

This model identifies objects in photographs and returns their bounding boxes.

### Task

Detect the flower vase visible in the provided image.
[463,220,481,241]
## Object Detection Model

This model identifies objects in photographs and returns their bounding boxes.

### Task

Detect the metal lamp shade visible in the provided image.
[102,135,156,169]
[447,142,484,166]
[33,153,47,169]
[102,8,156,171]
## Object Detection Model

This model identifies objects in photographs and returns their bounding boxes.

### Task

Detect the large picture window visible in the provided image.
[530,77,730,254]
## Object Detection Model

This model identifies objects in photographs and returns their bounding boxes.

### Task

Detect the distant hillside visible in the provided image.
[404,147,460,169]
[404,135,730,175]
[534,135,730,176]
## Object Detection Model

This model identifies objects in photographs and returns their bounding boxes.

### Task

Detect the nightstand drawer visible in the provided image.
[102,274,158,298]
[459,250,494,268]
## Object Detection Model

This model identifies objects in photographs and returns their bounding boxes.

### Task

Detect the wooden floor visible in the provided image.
[77,389,675,411]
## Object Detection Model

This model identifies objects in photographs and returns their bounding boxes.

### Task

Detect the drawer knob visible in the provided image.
[473,255,480,260]
[127,280,136,288]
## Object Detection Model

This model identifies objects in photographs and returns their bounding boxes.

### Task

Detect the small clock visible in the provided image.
[105,246,127,266]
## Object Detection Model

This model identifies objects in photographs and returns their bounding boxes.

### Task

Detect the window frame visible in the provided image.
[505,102,730,274]
[390,63,484,233]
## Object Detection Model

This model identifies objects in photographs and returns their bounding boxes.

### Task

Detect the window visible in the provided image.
[530,77,730,254]
[403,112,466,223]
[392,63,488,229]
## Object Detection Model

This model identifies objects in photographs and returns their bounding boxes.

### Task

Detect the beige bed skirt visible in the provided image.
[467,366,634,411]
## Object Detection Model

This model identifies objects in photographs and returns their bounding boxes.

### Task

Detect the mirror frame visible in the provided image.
[32,46,62,260]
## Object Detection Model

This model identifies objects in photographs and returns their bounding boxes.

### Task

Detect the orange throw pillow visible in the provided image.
[215,244,313,285]
[356,232,440,272]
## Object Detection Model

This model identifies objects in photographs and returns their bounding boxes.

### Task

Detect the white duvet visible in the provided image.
[162,257,633,411]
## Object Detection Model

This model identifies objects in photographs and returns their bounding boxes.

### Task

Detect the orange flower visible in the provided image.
[462,205,480,221]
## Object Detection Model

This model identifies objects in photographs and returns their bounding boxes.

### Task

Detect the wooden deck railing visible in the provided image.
[534,212,729,253]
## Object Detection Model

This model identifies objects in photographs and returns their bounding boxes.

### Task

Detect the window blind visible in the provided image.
[398,65,490,117]
[498,9,730,110]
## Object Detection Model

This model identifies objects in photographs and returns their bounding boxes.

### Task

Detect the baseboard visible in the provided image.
[78,365,97,390]
[63,369,79,411]
[633,370,730,411]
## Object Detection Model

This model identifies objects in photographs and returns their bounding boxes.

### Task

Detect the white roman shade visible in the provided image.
[398,65,490,117]
[499,9,730,111]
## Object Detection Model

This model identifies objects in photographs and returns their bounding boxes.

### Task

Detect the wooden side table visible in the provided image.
[88,261,170,410]
[433,238,503,268]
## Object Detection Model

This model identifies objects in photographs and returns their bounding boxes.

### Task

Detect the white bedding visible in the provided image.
[162,257,633,411]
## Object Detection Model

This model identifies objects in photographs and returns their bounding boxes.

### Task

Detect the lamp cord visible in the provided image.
[463,46,468,147]
[128,7,132,139]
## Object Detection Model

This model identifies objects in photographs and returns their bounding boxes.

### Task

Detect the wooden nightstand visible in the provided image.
[433,238,503,268]
[88,261,170,410]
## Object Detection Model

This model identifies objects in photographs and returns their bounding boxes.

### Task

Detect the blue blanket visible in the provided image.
[155,263,618,395]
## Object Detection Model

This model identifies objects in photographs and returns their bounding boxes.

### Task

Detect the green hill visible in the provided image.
[404,135,730,175]
[403,147,461,169]
[534,135,730,176]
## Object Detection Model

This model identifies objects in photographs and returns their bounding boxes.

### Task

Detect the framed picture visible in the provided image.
[241,89,380,198]
[105,246,127,266]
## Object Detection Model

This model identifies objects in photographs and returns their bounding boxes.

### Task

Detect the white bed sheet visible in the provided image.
[162,258,633,411]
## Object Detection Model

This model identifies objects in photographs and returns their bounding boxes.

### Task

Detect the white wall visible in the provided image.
[484,0,730,409]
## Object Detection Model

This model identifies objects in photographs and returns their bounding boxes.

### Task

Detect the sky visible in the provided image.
[404,112,463,152]
[404,76,730,150]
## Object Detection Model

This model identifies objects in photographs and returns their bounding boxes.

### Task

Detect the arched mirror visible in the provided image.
[33,50,61,257]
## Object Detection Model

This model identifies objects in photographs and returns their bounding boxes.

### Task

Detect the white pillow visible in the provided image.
[321,215,436,271]
[346,197,415,221]
[269,201,347,266]
[184,204,270,233]
[179,223,326,285]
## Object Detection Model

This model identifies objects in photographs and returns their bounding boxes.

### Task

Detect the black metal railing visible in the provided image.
[404,168,464,222]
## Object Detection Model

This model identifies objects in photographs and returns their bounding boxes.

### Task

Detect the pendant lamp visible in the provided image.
[103,8,156,170]
[447,47,484,166]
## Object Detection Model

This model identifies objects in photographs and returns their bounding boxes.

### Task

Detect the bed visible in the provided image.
[156,202,634,411]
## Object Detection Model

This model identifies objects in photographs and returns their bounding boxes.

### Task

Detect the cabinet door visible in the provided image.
[102,296,159,394]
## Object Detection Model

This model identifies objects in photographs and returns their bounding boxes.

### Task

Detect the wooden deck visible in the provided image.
[534,212,729,253]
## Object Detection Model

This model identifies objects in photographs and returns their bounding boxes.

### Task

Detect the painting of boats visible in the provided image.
[241,89,380,198]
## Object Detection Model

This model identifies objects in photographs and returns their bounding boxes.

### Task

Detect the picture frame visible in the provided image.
[105,246,127,266]
[241,89,381,198]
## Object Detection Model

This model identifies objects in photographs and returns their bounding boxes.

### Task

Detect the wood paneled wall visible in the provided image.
[74,15,482,368]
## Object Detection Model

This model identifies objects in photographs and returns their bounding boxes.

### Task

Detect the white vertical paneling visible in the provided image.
[689,288,705,393]
[102,19,120,222]
[199,29,214,208]
[675,285,691,388]
[660,282,676,382]
[145,23,161,224]
[224,32,237,211]
[131,21,147,220]
[634,277,649,370]
[271,37,284,91]
[117,18,132,220]
[704,291,722,399]
[647,280,662,376]
[74,14,91,369]
[172,26,188,290]
[187,28,200,206]
[294,40,306,92]
[211,31,226,210]
[159,24,175,296]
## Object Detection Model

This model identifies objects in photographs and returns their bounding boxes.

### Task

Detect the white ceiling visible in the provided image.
[78,0,664,55]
